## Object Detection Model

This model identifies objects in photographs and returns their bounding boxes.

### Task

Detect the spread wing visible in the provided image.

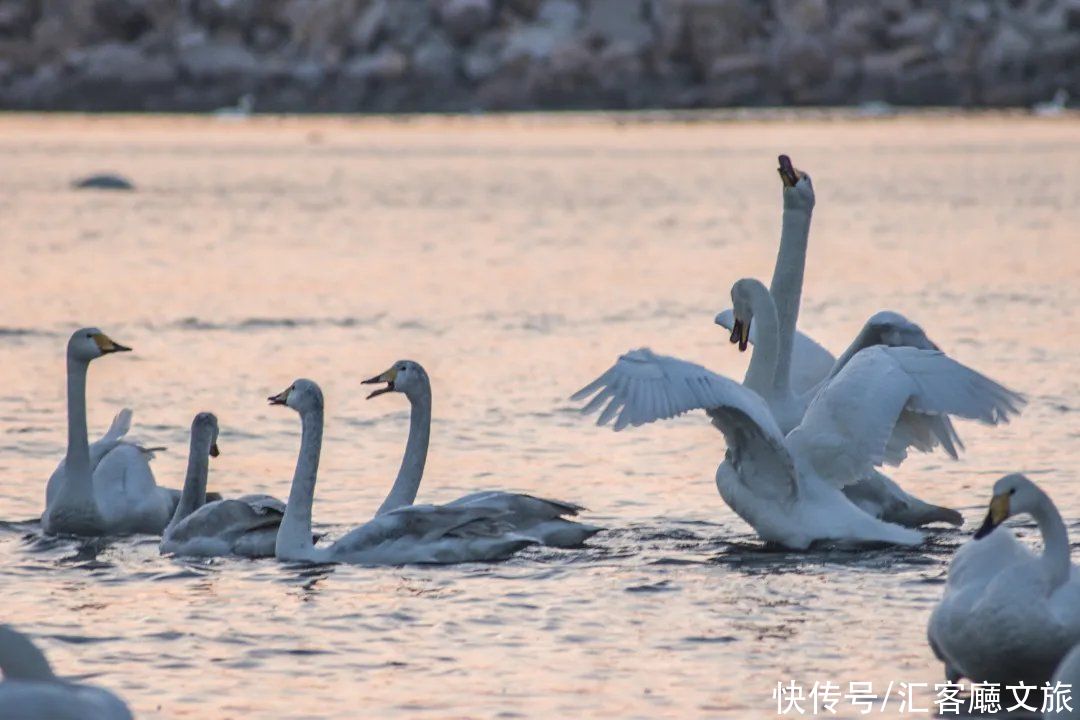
[789,346,1026,488]
[572,348,797,500]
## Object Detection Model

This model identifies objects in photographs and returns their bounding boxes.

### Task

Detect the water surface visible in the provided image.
[0,113,1077,719]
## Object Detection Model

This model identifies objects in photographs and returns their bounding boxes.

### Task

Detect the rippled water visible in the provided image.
[0,113,1077,719]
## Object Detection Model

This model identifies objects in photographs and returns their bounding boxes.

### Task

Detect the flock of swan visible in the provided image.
[2,155,1076,718]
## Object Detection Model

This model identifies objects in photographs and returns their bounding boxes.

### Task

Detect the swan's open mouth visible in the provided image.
[362,367,398,399]
[730,319,750,352]
[268,387,291,406]
[778,154,799,188]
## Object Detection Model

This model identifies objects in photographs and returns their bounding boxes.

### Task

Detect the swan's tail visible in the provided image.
[101,408,133,444]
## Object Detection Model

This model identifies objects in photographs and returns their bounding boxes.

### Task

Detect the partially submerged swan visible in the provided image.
[42,328,180,537]
[929,475,1080,686]
[573,345,1024,549]
[0,625,132,720]
[269,379,539,565]
[361,360,601,548]
[160,413,285,558]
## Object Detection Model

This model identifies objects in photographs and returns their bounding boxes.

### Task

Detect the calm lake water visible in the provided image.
[0,113,1077,719]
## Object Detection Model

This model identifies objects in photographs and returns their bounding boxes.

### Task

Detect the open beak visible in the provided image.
[93,333,131,354]
[730,318,751,352]
[361,367,397,400]
[268,388,290,406]
[974,493,1010,539]
[209,442,220,458]
[778,154,800,188]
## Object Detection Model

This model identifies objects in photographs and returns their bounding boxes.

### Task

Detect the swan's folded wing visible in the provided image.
[445,491,584,518]
[89,409,133,470]
[333,504,518,550]
[715,309,836,395]
[166,498,283,544]
[790,346,1026,488]
[573,348,797,499]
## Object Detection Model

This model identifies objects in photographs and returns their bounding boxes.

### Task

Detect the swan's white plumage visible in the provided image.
[714,308,835,395]
[573,347,943,548]
[929,476,1080,686]
[788,346,1026,489]
[0,625,132,720]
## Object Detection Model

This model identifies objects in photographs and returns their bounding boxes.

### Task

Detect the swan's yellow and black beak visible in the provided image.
[778,154,801,188]
[268,387,291,406]
[730,318,751,352]
[209,442,220,458]
[93,332,131,354]
[974,493,1011,539]
[361,367,397,400]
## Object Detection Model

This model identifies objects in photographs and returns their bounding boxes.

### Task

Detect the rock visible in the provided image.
[72,173,135,191]
[505,0,544,18]
[683,0,761,72]
[436,0,492,44]
[178,39,259,80]
[0,0,40,39]
[774,0,829,36]
[537,0,581,33]
[350,0,386,51]
[413,32,458,82]
[462,33,501,81]
[584,0,651,49]
[67,43,176,84]
[341,47,408,82]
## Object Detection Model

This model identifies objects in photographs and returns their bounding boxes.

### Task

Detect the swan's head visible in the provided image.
[191,412,220,458]
[974,473,1040,539]
[729,278,766,352]
[268,379,324,414]
[778,154,814,211]
[362,360,429,401]
[67,327,131,363]
[864,312,940,351]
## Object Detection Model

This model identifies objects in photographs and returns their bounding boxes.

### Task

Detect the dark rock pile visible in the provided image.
[0,0,1076,112]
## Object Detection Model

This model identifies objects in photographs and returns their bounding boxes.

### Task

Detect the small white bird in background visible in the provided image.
[929,474,1080,686]
[0,625,132,720]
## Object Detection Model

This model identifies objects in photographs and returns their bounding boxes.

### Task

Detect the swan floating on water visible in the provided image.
[42,328,181,537]
[929,474,1080,685]
[713,157,1024,526]
[160,413,285,558]
[269,379,545,565]
[360,360,601,547]
[0,625,132,720]
[573,344,1023,550]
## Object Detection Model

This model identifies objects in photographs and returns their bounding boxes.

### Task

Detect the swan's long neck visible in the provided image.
[768,190,813,396]
[375,387,431,516]
[63,357,95,507]
[276,406,323,560]
[0,627,56,681]
[742,282,782,397]
[168,434,210,530]
[822,323,878,384]
[1032,491,1072,593]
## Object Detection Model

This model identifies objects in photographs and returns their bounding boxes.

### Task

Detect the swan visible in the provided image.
[0,625,132,720]
[573,344,1025,550]
[928,474,1080,685]
[1048,644,1080,718]
[42,328,180,537]
[269,379,542,565]
[160,413,286,558]
[360,359,601,548]
[725,277,1023,526]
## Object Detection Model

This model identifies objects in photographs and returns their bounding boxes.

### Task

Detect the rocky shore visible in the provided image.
[0,0,1077,112]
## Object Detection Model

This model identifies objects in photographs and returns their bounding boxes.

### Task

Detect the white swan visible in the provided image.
[1048,645,1080,718]
[725,277,1023,526]
[929,474,1080,685]
[0,625,132,720]
[269,379,542,565]
[160,413,285,558]
[360,360,601,548]
[573,344,1025,549]
[42,328,180,536]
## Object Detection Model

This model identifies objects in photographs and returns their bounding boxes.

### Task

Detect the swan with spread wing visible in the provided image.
[573,344,1023,549]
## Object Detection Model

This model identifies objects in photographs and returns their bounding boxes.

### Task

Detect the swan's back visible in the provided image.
[161,495,285,558]
[329,504,534,565]
[0,683,133,720]
[445,491,601,547]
